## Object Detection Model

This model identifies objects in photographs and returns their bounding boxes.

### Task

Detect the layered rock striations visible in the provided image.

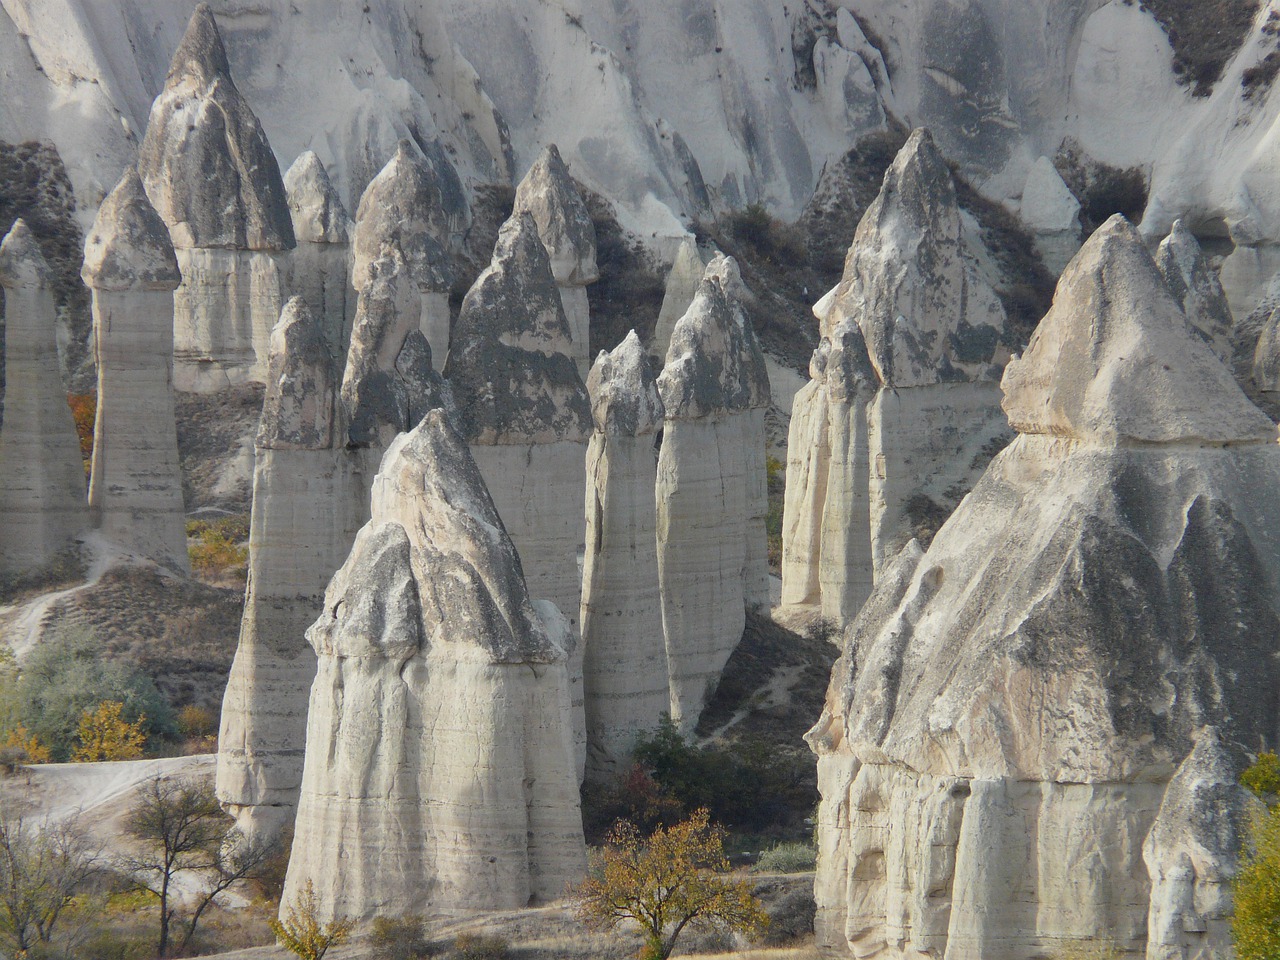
[284,151,355,364]
[580,331,667,780]
[1156,219,1233,364]
[444,211,592,775]
[0,220,88,575]
[283,411,585,922]
[513,144,599,377]
[351,140,469,370]
[806,216,1280,960]
[137,3,295,392]
[81,169,187,573]
[656,255,769,729]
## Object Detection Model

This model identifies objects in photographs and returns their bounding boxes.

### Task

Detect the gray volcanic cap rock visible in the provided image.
[513,143,599,286]
[81,168,180,292]
[136,3,294,251]
[0,219,53,289]
[444,212,592,444]
[284,151,352,245]
[587,330,663,436]
[1002,215,1276,445]
[824,318,877,403]
[704,254,770,409]
[260,296,334,450]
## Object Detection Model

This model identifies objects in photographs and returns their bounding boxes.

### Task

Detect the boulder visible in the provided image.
[81,169,187,573]
[0,220,89,575]
[806,216,1280,960]
[1157,219,1233,364]
[282,411,586,922]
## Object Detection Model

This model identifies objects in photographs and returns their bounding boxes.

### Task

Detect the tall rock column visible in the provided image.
[580,331,667,781]
[282,412,586,923]
[137,3,295,392]
[284,151,355,364]
[514,144,599,378]
[351,140,469,371]
[0,220,88,576]
[444,212,592,777]
[81,170,188,573]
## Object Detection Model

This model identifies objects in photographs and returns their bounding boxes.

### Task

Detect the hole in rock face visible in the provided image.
[923,565,945,591]
[1187,215,1236,262]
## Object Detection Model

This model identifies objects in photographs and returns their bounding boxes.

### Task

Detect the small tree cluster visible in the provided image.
[72,700,147,761]
[1235,752,1280,960]
[271,879,355,960]
[0,802,98,956]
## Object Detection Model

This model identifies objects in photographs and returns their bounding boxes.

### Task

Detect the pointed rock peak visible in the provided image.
[703,254,770,409]
[284,151,351,245]
[1002,216,1275,445]
[1157,219,1207,299]
[1021,156,1080,234]
[0,220,52,289]
[372,410,566,664]
[167,3,231,86]
[587,331,664,437]
[82,168,181,292]
[704,252,748,303]
[445,212,591,445]
[261,297,334,450]
[514,143,598,286]
[876,127,956,222]
[659,272,751,420]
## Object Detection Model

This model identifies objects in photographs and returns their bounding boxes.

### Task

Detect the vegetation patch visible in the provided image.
[1123,0,1260,97]
[0,543,86,605]
[1054,141,1150,237]
[582,189,668,357]
[187,514,250,583]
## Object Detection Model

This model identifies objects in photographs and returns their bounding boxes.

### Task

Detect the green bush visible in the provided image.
[451,932,509,960]
[1235,753,1280,960]
[755,842,817,873]
[372,916,434,960]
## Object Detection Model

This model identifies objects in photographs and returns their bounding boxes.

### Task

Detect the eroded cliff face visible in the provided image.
[807,217,1280,960]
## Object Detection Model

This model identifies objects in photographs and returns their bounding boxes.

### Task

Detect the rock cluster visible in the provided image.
[807,217,1280,960]
[0,220,88,575]
[81,169,187,573]
[513,144,599,377]
[137,3,294,392]
[580,331,668,780]
[657,254,769,728]
[282,411,585,922]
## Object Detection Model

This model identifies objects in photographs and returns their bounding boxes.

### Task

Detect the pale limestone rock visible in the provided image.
[1020,155,1082,275]
[807,216,1280,960]
[778,373,829,608]
[282,411,586,922]
[580,331,667,780]
[445,211,591,777]
[1157,219,1233,363]
[351,140,467,370]
[0,220,88,575]
[514,144,598,378]
[284,151,355,363]
[137,3,294,391]
[81,169,187,573]
[657,256,769,728]
[1254,305,1280,392]
[651,236,708,361]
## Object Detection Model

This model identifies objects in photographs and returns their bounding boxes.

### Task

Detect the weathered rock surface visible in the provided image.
[137,3,294,391]
[284,151,355,364]
[580,331,667,780]
[651,235,708,361]
[806,216,1280,960]
[351,140,467,369]
[0,220,88,575]
[657,255,769,729]
[445,211,591,775]
[513,144,598,377]
[81,169,187,573]
[1253,305,1280,393]
[1157,219,1233,364]
[283,411,585,922]
[1020,155,1081,275]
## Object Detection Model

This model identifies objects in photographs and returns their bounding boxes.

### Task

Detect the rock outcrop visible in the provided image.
[651,236,709,361]
[513,144,598,377]
[351,140,468,370]
[1253,305,1280,393]
[806,216,1280,960]
[1020,155,1082,275]
[0,220,88,576]
[580,331,668,780]
[1157,219,1233,364]
[81,169,187,573]
[282,411,585,922]
[444,211,592,776]
[284,151,355,364]
[657,254,769,729]
[136,3,294,392]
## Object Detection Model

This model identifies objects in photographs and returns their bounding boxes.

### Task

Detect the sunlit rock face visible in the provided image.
[0,219,88,576]
[282,411,586,923]
[136,3,294,392]
[81,169,187,573]
[651,236,709,362]
[1156,219,1233,365]
[1019,155,1082,276]
[656,254,769,730]
[807,217,1280,960]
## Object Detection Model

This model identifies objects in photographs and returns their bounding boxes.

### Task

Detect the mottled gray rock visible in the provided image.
[0,220,88,575]
[1157,219,1233,363]
[807,213,1280,960]
[284,151,354,363]
[1253,305,1280,392]
[651,236,709,361]
[283,410,585,922]
[259,298,334,451]
[82,170,187,572]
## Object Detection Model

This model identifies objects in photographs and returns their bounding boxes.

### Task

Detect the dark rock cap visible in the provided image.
[0,219,53,289]
[260,296,334,450]
[81,168,181,292]
[513,143,598,286]
[587,330,663,437]
[284,151,352,246]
